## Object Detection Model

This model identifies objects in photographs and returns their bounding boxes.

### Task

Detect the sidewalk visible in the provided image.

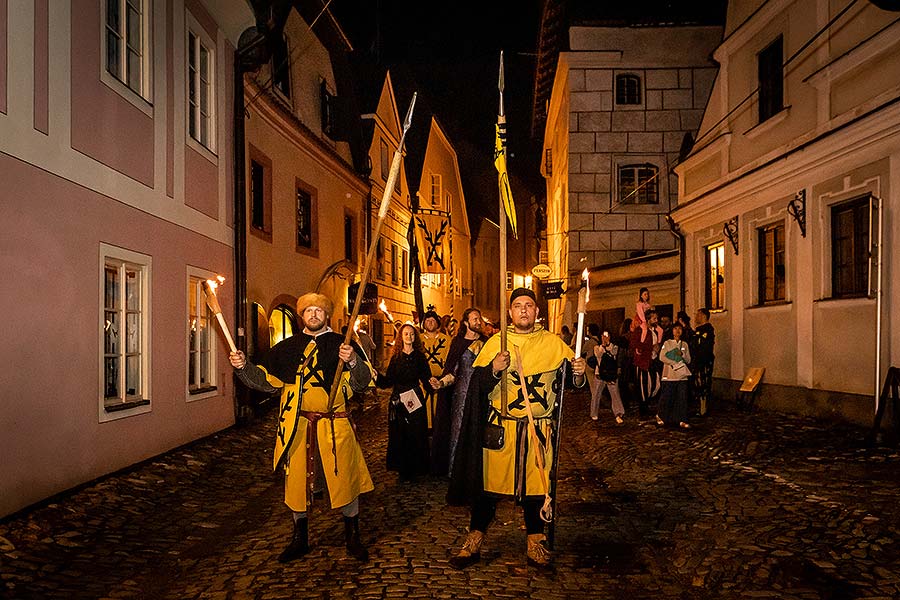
[2,388,899,599]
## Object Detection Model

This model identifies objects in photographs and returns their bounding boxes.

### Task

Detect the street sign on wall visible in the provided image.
[542,281,565,300]
[348,282,379,314]
[531,263,552,279]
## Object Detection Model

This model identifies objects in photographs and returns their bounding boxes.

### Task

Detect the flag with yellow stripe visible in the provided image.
[494,114,518,239]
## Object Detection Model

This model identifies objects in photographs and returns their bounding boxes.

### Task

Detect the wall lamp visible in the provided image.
[723,216,739,255]
[788,190,807,237]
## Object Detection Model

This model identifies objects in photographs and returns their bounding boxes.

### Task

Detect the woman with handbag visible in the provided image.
[657,322,692,429]
[376,323,434,481]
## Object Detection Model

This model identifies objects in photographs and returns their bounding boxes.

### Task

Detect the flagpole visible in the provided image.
[327,92,417,413]
[498,52,509,415]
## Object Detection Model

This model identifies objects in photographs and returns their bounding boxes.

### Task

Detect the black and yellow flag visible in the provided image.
[494,114,518,239]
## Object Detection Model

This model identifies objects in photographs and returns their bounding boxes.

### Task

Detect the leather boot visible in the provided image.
[343,515,369,562]
[449,530,484,570]
[277,517,309,563]
[526,533,552,568]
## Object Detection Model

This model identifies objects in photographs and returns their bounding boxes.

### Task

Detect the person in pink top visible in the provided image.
[633,287,663,343]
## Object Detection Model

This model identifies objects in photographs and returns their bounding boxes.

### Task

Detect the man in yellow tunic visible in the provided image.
[420,310,450,430]
[448,288,586,568]
[229,293,374,563]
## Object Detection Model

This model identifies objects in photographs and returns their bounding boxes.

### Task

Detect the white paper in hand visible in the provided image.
[399,389,422,413]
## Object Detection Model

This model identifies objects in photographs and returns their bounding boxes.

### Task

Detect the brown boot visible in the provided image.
[343,515,369,562]
[526,533,552,568]
[449,530,484,570]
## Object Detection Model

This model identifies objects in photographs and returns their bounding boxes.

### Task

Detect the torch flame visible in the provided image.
[205,279,218,292]
[582,269,590,304]
[378,299,394,323]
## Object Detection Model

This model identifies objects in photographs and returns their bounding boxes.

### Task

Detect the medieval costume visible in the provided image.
[421,323,450,431]
[376,347,433,480]
[448,322,582,567]
[692,321,716,416]
[234,326,373,562]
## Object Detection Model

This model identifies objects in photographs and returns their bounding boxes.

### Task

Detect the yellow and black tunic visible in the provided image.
[252,331,374,513]
[421,331,450,428]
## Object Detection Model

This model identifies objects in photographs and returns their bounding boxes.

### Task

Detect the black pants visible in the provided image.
[470,494,545,535]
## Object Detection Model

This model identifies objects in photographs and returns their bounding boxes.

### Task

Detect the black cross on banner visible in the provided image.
[414,212,450,274]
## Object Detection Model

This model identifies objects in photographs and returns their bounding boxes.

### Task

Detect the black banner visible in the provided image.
[348,282,379,315]
[542,281,565,300]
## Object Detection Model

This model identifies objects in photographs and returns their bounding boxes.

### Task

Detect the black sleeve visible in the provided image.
[234,362,279,394]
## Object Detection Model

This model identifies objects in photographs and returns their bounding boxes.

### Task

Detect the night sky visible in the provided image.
[329,0,545,197]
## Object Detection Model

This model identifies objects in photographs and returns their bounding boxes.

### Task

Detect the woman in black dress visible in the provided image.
[377,323,434,481]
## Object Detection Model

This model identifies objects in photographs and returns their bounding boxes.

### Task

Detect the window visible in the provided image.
[272,35,291,99]
[188,29,215,150]
[344,212,356,263]
[270,305,297,346]
[105,0,151,100]
[615,74,641,105]
[101,244,150,419]
[391,243,400,285]
[831,198,870,298]
[296,182,317,255]
[249,148,272,241]
[506,271,513,291]
[380,139,390,181]
[376,237,386,280]
[758,36,783,123]
[758,222,786,303]
[321,80,336,138]
[618,164,659,204]
[187,274,216,395]
[430,173,441,206]
[402,249,409,288]
[705,242,726,310]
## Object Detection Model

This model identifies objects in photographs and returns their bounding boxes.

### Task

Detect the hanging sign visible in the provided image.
[531,264,552,279]
[542,281,565,300]
[348,283,379,315]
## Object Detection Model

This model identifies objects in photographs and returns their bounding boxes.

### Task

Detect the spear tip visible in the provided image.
[403,92,417,131]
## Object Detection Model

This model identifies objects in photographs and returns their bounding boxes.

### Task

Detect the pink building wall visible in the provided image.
[70,0,154,187]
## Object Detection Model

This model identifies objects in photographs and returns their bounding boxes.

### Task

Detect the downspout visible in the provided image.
[233,52,250,424]
[666,214,686,312]
[873,196,884,414]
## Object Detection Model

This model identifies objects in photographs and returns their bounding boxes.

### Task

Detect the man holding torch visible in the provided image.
[228,293,374,563]
[447,288,586,569]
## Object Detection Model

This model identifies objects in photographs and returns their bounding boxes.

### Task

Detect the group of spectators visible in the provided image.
[563,287,716,430]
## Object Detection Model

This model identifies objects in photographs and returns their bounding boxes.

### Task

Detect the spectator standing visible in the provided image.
[692,308,716,416]
[560,324,573,345]
[632,309,661,416]
[657,322,692,429]
[591,331,625,424]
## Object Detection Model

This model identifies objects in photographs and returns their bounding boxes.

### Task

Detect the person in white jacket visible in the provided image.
[656,322,692,429]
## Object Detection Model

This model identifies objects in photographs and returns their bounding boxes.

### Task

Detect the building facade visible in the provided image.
[541,23,722,333]
[0,0,251,516]
[241,7,369,365]
[672,0,900,424]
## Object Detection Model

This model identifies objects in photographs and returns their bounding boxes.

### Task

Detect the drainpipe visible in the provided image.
[232,52,250,424]
[873,196,884,414]
[666,214,686,312]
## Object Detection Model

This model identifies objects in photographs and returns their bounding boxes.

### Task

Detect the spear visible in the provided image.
[497,52,509,414]
[327,93,417,412]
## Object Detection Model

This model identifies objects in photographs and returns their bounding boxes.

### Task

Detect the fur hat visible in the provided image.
[296,293,334,317]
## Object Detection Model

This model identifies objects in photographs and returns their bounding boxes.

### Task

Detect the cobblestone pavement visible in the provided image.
[2,387,900,600]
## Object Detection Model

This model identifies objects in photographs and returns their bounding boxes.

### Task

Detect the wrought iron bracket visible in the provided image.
[788,189,807,237]
[723,216,739,255]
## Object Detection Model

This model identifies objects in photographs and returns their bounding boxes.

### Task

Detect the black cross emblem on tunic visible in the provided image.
[300,347,328,391]
[507,371,550,413]
[278,390,295,445]
[425,337,447,369]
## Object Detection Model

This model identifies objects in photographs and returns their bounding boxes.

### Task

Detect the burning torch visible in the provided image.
[201,276,238,354]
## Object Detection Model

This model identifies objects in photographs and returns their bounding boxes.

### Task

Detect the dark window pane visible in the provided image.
[831,198,870,297]
[297,188,312,248]
[250,160,265,230]
[758,37,783,122]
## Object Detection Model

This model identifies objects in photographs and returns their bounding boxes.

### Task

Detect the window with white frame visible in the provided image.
[187,273,217,395]
[705,242,725,310]
[105,0,152,100]
[757,222,786,303]
[188,26,215,151]
[831,197,871,298]
[101,245,151,417]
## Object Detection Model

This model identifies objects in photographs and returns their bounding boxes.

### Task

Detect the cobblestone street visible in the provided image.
[2,388,899,600]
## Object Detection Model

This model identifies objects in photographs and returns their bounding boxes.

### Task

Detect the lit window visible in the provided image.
[188,27,215,150]
[705,242,725,310]
[101,244,151,419]
[270,305,297,346]
[618,164,659,204]
[105,0,152,100]
[187,274,216,395]
[831,197,871,298]
[615,74,641,105]
[758,36,783,123]
[758,222,786,303]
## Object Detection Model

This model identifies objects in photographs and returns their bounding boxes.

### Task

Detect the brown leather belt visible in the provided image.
[299,410,353,504]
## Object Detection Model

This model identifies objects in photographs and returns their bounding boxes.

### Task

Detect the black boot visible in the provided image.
[343,515,369,562]
[277,517,309,563]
